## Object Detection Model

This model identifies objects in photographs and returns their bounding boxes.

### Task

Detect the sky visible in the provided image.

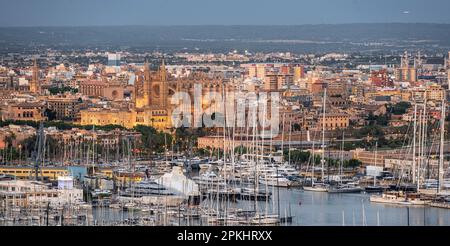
[0,0,450,26]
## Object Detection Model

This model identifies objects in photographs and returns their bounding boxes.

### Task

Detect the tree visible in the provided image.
[367,113,389,126]
[390,101,411,115]
[44,109,57,121]
[356,125,384,139]
[326,158,339,167]
[234,146,248,155]
[346,159,362,168]
[4,133,16,148]
[133,125,172,154]
[292,123,301,131]
[285,150,310,165]
[48,86,78,95]
[195,148,211,156]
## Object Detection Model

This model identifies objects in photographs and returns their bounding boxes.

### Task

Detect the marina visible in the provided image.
[1,112,450,226]
[4,187,450,226]
[1,13,450,229]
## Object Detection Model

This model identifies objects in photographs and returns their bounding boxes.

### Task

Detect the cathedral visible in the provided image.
[81,60,172,130]
[133,60,171,129]
[80,60,235,130]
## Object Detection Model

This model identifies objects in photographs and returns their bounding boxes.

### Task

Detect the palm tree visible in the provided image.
[150,118,155,128]
[5,133,16,149]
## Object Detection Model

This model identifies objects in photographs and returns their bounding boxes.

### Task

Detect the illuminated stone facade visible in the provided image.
[80,60,236,130]
[29,59,40,94]
[318,113,350,130]
[4,102,47,122]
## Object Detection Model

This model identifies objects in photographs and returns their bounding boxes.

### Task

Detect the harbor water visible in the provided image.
[90,188,450,226]
[277,189,450,226]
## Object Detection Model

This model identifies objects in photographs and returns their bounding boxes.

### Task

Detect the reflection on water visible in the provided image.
[276,188,450,226]
[91,188,450,226]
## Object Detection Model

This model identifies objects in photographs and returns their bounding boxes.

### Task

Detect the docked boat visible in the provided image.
[443,179,450,189]
[123,202,140,211]
[155,166,201,205]
[277,165,299,177]
[423,179,438,189]
[239,187,272,201]
[192,172,226,187]
[199,163,212,170]
[91,189,112,197]
[327,183,363,193]
[303,183,329,192]
[259,174,292,187]
[119,180,175,197]
[364,186,387,193]
[370,192,427,206]
[203,188,241,201]
[109,203,122,209]
[249,214,280,225]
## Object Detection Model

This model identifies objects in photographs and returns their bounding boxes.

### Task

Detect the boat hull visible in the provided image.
[327,188,363,193]
[303,186,328,192]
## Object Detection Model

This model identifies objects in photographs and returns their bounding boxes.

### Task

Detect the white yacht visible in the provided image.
[277,165,299,177]
[327,183,363,193]
[370,192,427,206]
[303,183,329,192]
[259,174,292,187]
[192,171,226,186]
[249,214,280,225]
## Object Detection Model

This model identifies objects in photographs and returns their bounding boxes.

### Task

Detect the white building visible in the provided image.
[0,180,83,208]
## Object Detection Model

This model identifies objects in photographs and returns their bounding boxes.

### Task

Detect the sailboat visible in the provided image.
[328,183,363,193]
[365,142,386,193]
[259,173,292,187]
[370,97,439,205]
[304,89,328,192]
[327,131,363,193]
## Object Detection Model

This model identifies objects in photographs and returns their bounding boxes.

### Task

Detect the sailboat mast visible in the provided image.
[340,131,345,184]
[321,88,327,181]
[281,113,285,154]
[417,109,423,190]
[92,126,96,175]
[311,136,315,187]
[438,93,446,194]
[288,120,292,165]
[412,103,417,184]
[34,122,45,181]
[419,95,427,191]
[374,141,378,186]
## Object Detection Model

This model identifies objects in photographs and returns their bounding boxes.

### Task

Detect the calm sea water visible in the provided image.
[275,188,450,226]
[92,188,450,226]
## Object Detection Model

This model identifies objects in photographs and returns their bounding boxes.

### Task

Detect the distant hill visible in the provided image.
[1,24,449,53]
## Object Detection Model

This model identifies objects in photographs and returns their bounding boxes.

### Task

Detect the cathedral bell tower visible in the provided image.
[30,58,40,94]
[148,59,168,108]
[135,60,151,108]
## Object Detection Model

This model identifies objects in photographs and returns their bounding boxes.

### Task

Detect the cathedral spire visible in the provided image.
[30,58,39,93]
[144,59,149,71]
[143,59,150,79]
[159,58,167,81]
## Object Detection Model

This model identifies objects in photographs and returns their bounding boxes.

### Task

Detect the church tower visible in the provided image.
[147,59,168,108]
[135,61,151,108]
[158,59,168,108]
[143,60,151,106]
[30,58,40,93]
